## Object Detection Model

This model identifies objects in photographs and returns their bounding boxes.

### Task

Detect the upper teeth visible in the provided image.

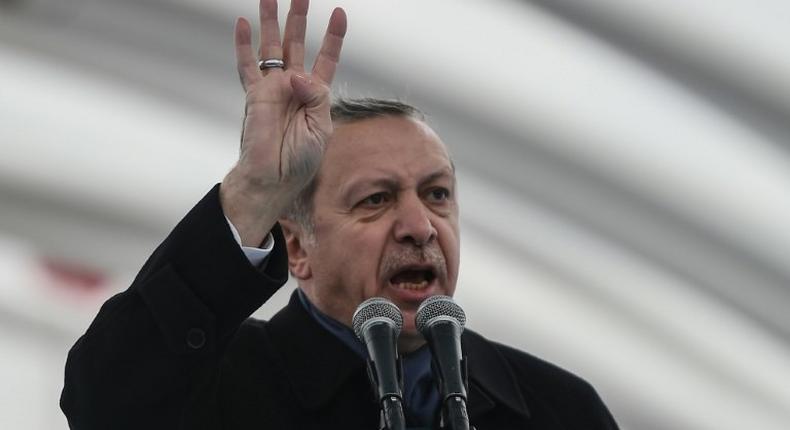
[395,280,428,290]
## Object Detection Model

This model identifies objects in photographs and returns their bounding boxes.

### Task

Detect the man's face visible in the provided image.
[297,115,460,347]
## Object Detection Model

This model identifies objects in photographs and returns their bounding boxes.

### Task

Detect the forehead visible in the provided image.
[318,115,453,188]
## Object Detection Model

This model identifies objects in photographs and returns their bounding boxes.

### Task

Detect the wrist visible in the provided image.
[220,169,295,247]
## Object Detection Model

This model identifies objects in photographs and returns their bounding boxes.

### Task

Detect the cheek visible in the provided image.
[352,232,388,284]
[313,226,386,291]
[440,224,461,291]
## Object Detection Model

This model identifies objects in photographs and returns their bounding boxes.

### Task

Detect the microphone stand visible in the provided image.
[435,355,475,430]
[369,354,477,430]
[367,356,406,430]
[378,394,405,430]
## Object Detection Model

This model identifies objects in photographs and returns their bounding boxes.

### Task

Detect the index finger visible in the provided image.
[312,7,347,84]
[234,17,261,90]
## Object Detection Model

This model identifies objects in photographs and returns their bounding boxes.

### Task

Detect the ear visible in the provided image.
[278,218,312,280]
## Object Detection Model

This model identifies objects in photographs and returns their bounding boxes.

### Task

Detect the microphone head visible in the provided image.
[415,295,466,334]
[352,297,404,340]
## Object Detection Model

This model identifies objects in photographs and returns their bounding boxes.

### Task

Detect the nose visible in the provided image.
[393,193,437,247]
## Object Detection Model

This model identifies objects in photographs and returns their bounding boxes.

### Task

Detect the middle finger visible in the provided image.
[258,0,284,70]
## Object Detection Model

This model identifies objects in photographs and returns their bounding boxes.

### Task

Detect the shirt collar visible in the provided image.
[296,288,366,358]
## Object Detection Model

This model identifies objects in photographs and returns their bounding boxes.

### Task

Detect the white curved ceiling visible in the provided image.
[1,1,789,429]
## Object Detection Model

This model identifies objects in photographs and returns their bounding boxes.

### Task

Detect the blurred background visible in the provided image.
[2,0,790,428]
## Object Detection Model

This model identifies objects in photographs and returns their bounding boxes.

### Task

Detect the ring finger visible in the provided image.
[283,0,308,72]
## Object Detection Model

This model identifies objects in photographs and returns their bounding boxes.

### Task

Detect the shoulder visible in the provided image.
[221,317,286,389]
[222,317,276,366]
[230,317,271,347]
[492,337,595,394]
[464,329,619,429]
[464,329,591,392]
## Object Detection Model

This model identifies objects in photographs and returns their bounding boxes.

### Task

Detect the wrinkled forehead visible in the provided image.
[318,116,454,186]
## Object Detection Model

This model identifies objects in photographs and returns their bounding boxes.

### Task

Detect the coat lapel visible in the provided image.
[264,291,370,411]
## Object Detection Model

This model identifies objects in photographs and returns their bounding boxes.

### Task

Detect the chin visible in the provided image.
[401,315,418,336]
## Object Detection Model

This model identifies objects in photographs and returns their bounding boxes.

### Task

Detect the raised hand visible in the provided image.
[221,0,347,246]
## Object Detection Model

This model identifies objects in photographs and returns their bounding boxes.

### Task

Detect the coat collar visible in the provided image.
[265,291,531,420]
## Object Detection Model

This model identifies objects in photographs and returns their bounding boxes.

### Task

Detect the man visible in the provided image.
[61,0,619,429]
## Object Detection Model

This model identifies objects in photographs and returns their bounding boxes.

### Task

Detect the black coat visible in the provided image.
[60,185,619,430]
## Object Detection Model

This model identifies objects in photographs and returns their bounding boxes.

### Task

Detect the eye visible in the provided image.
[426,187,451,202]
[359,192,391,207]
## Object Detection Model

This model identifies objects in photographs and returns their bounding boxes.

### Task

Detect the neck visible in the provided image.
[398,334,426,354]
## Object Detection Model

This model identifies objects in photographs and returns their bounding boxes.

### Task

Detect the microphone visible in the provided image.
[352,297,406,430]
[416,295,470,430]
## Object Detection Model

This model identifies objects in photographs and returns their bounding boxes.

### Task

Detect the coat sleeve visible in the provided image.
[59,184,289,429]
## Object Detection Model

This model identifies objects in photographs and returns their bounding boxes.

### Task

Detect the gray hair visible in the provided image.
[330,97,425,124]
[283,98,426,239]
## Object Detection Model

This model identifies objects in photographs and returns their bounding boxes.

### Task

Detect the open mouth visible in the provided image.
[389,267,437,290]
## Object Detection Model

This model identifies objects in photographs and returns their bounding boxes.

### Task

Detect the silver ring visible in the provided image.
[258,58,285,70]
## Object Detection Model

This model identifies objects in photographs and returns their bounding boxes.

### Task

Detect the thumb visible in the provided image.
[290,73,328,108]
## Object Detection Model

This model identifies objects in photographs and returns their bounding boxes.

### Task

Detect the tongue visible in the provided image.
[391,270,427,284]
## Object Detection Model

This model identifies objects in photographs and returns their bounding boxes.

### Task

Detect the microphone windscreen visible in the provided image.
[415,295,466,333]
[352,297,404,339]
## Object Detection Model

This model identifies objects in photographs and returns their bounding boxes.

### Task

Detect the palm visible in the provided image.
[241,73,329,188]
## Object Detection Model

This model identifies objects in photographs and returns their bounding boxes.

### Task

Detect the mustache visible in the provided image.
[380,244,447,280]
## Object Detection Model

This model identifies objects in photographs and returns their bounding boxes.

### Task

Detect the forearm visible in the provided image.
[61,185,289,428]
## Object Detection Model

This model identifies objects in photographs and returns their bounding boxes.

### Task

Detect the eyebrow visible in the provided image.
[341,177,398,204]
[417,168,455,189]
[341,167,456,203]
